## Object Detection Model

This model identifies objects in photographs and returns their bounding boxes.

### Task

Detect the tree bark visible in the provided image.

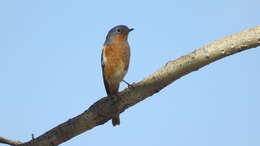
[1,26,260,146]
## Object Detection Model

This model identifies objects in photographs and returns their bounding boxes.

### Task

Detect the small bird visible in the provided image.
[101,25,133,126]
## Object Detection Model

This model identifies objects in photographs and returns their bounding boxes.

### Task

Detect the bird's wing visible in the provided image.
[101,48,111,95]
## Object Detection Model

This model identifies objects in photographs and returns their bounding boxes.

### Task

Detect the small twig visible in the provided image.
[31,134,34,140]
[0,136,23,145]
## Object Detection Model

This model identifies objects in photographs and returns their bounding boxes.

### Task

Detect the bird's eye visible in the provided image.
[116,29,121,33]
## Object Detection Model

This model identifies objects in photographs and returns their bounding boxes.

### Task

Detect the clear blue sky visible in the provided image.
[0,0,259,146]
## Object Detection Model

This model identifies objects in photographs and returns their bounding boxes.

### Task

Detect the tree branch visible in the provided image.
[1,26,259,146]
[0,136,23,146]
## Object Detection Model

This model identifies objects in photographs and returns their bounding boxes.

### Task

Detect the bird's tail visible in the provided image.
[112,114,120,126]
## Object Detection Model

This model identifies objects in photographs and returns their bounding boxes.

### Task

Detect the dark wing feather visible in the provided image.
[101,49,111,95]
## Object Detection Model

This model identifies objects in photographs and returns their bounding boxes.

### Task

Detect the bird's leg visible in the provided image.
[122,80,134,88]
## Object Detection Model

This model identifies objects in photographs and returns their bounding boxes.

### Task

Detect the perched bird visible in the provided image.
[101,25,133,126]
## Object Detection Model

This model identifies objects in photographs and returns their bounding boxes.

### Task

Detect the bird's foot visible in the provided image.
[110,94,119,102]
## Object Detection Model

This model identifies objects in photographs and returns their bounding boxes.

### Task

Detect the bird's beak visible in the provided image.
[128,28,134,32]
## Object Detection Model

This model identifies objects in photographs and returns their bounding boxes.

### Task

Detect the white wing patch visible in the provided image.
[102,47,107,64]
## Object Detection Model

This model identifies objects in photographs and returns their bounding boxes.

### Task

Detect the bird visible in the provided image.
[101,25,133,126]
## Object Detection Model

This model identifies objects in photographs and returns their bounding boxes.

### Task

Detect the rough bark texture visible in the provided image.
[1,26,260,146]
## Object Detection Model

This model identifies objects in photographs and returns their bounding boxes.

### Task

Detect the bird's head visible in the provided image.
[104,25,134,45]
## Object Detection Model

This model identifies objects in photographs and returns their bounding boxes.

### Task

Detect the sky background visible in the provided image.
[0,0,259,146]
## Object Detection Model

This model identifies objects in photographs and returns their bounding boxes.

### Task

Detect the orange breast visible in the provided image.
[103,43,130,80]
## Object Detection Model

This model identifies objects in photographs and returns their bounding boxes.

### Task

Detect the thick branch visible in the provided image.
[2,26,260,146]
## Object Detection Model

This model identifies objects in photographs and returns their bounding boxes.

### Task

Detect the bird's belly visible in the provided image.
[110,62,126,81]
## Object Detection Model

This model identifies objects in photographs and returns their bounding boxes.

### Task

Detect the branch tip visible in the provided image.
[0,136,23,146]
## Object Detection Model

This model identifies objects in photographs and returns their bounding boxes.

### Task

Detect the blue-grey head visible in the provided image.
[104,25,134,45]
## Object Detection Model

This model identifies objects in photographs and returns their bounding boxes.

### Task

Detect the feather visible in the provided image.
[101,49,111,95]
